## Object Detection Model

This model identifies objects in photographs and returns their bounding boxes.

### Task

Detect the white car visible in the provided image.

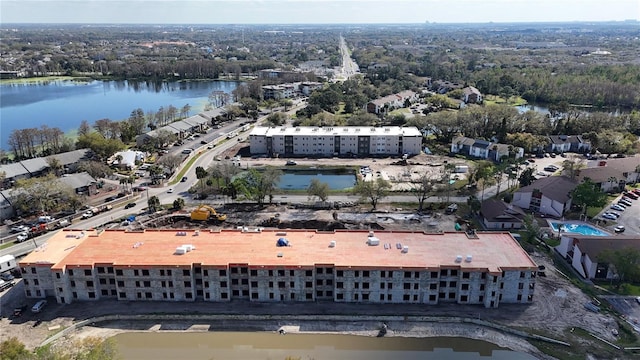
[16,232,29,242]
[167,188,174,193]
[619,199,633,207]
[10,225,28,233]
[81,211,94,219]
[611,204,626,212]
[602,212,618,220]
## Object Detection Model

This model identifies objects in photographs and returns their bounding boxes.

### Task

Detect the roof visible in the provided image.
[58,172,96,189]
[549,135,584,145]
[168,121,193,132]
[473,139,491,149]
[462,86,481,96]
[516,176,578,203]
[452,136,476,147]
[0,162,29,178]
[250,126,422,138]
[183,115,209,126]
[47,149,91,166]
[567,235,640,259]
[481,199,525,223]
[577,156,640,183]
[20,229,537,274]
[20,157,49,173]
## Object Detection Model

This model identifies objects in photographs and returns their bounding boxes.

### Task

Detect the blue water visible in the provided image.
[549,222,609,237]
[277,170,357,190]
[0,79,238,150]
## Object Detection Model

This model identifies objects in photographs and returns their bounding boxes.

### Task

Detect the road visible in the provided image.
[335,35,360,81]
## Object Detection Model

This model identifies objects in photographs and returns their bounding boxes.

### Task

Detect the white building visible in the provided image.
[512,176,577,218]
[556,235,639,280]
[249,126,423,157]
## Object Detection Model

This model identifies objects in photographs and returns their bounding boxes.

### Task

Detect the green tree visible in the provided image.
[518,167,536,187]
[241,168,282,204]
[571,179,608,215]
[173,198,185,210]
[598,247,640,288]
[0,337,30,360]
[353,178,391,210]
[410,173,434,212]
[76,160,113,180]
[562,156,585,181]
[195,166,209,194]
[522,214,540,244]
[307,178,330,202]
[475,161,495,201]
[147,195,161,212]
[466,195,481,215]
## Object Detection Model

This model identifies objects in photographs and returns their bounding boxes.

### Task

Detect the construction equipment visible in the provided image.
[190,205,227,222]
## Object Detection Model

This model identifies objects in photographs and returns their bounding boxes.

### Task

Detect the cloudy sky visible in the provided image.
[1,0,638,24]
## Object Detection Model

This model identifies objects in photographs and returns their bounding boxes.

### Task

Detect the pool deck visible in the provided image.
[546,220,611,237]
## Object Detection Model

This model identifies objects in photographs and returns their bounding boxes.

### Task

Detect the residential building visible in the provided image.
[577,157,640,192]
[136,114,210,147]
[366,90,418,115]
[258,69,301,80]
[58,172,98,196]
[462,86,483,104]
[556,235,640,280]
[262,84,297,100]
[480,199,526,230]
[0,149,93,189]
[19,229,537,308]
[547,135,591,154]
[299,82,323,96]
[112,150,146,170]
[249,126,423,157]
[450,136,524,162]
[512,176,577,217]
[431,80,464,94]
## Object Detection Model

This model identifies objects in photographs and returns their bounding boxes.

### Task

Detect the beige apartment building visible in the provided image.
[249,126,423,157]
[19,229,537,309]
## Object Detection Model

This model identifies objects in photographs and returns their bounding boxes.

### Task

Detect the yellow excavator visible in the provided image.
[190,205,227,222]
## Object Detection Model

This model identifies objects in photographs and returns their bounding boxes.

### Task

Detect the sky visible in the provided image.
[1,0,639,24]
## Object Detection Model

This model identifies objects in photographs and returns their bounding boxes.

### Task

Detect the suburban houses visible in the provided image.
[577,157,640,193]
[249,126,423,157]
[547,135,592,154]
[461,86,483,104]
[480,199,526,230]
[450,136,524,162]
[556,235,640,280]
[366,90,418,115]
[512,176,578,218]
[19,229,538,309]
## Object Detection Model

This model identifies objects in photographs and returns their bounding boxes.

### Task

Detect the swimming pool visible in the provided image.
[549,222,610,237]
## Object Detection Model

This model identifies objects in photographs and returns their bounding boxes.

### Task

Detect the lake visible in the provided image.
[277,169,357,190]
[0,79,239,150]
[112,332,538,360]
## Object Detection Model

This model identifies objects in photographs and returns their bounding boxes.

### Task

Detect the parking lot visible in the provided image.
[597,191,640,236]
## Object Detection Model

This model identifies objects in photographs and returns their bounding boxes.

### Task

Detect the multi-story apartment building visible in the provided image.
[19,229,537,308]
[249,126,423,157]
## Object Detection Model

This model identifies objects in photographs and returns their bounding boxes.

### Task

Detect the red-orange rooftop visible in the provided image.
[20,229,537,273]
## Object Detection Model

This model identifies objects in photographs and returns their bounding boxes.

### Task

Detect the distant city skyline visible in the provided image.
[1,0,638,25]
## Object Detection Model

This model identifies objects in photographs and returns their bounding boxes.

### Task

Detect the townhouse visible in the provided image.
[450,136,524,162]
[366,90,418,115]
[577,157,640,193]
[512,176,578,218]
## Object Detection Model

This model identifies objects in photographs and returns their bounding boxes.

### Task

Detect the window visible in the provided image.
[326,279,333,286]
[451,270,458,276]
[250,270,257,276]
[449,281,457,288]
[363,294,369,301]
[363,282,369,289]
[305,270,313,277]
[144,281,151,287]
[203,270,208,276]
[440,269,447,276]
[326,291,333,297]
[439,281,446,288]
[56,273,61,279]
[101,289,108,296]
[404,271,411,278]
[67,269,73,276]
[119,292,126,299]
[99,278,107,285]
[387,283,393,290]
[517,294,522,301]
[134,270,139,276]
[414,272,420,278]
[186,292,193,299]
[354,294,359,301]
[240,267,248,274]
[462,272,470,279]
[251,281,258,288]
[461,284,469,290]
[221,293,228,299]
[232,279,238,285]
[431,271,438,278]
[316,279,323,286]
[97,267,105,274]
[252,293,259,299]
[116,269,123,276]
[404,283,411,290]
[355,283,359,289]
[518,283,524,290]
[480,284,485,291]
[316,290,323,297]
[221,281,227,288]
[461,295,468,302]
[278,269,285,276]
[429,295,436,301]
[380,294,385,301]
[117,281,124,287]
[363,271,370,277]
[337,293,344,300]
[403,294,410,301]
[168,281,173,287]
[520,272,525,278]
[380,283,385,289]
[481,273,486,279]
[194,267,201,274]
[290,281,294,287]
[232,290,239,296]
[241,279,248,285]
[449,292,456,299]
[88,291,95,298]
[109,279,115,285]
[337,282,343,289]
[219,269,227,276]
[142,269,150,276]
[290,270,295,277]
[107,267,114,274]
[355,271,359,277]
[231,268,238,274]
[326,268,333,274]
[70,280,75,287]
[183,269,190,277]
[430,283,437,290]
[278,281,285,288]
[337,270,343,277]
[160,270,165,276]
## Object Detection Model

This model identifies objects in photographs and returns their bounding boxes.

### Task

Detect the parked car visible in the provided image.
[611,204,626,212]
[1,272,15,281]
[614,225,626,233]
[124,203,136,209]
[624,192,639,200]
[285,160,297,166]
[602,213,617,220]
[181,177,188,182]
[619,199,633,207]
[633,189,640,195]
[200,140,207,145]
[167,188,174,193]
[31,299,47,313]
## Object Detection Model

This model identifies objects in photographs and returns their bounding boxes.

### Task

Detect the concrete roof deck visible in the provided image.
[21,230,536,273]
[21,229,98,268]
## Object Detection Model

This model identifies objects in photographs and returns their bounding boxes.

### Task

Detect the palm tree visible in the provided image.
[195,166,209,195]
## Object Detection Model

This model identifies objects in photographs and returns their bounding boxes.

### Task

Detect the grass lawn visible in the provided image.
[388,108,411,116]
[0,241,16,250]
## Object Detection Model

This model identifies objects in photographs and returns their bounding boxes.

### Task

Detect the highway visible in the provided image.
[336,35,360,81]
